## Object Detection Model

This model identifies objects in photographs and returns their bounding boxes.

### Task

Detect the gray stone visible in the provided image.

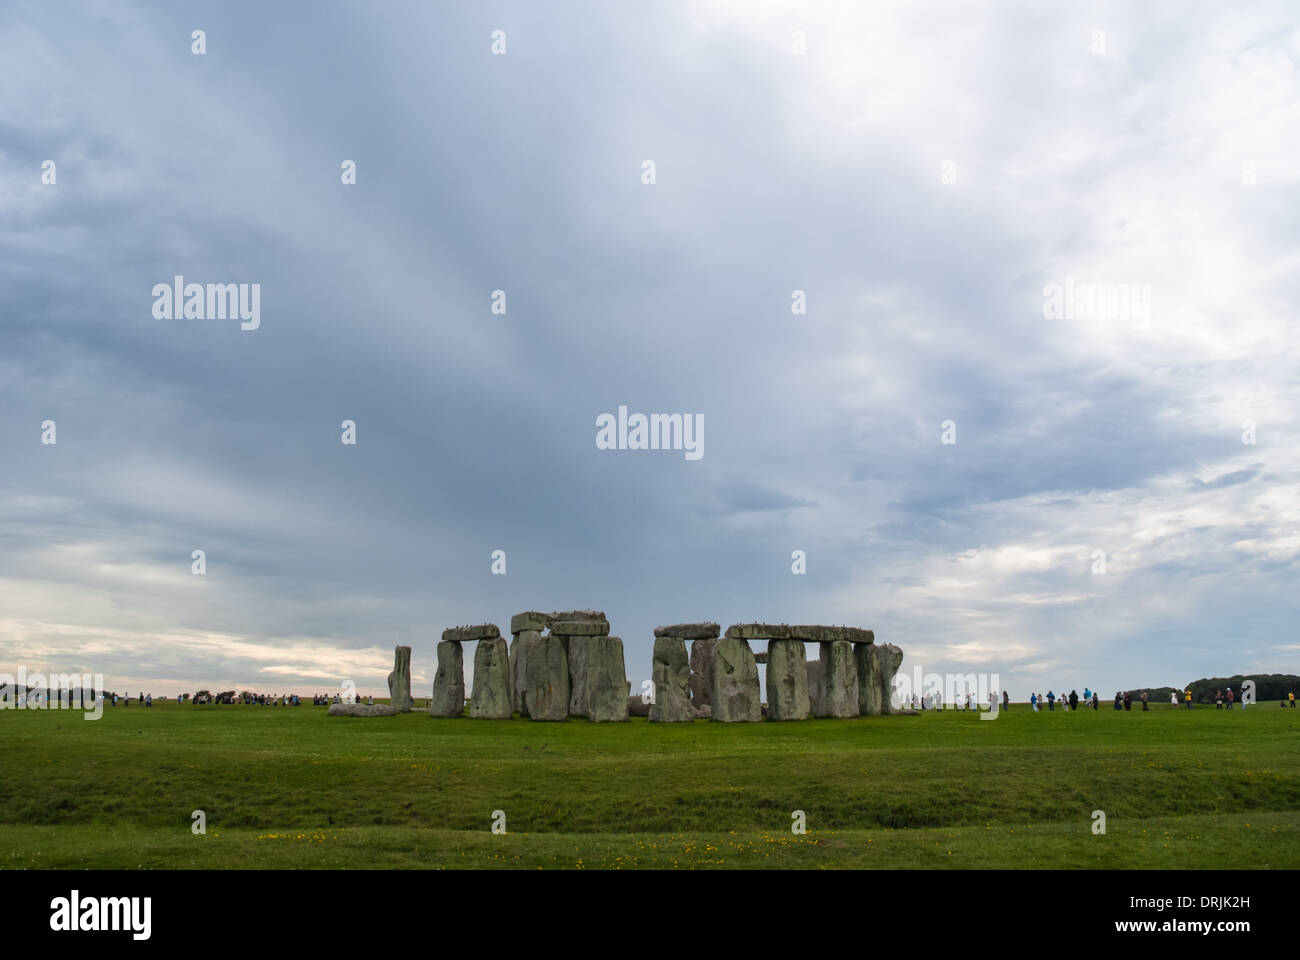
[551,619,610,637]
[628,694,651,718]
[470,636,512,719]
[649,636,692,722]
[710,637,762,722]
[550,609,607,623]
[855,643,882,716]
[878,643,904,715]
[567,635,591,716]
[441,624,500,643]
[689,637,718,709]
[753,651,769,664]
[511,611,552,634]
[429,640,465,717]
[691,703,711,720]
[765,639,810,720]
[818,640,859,717]
[653,622,719,639]
[806,659,825,715]
[725,623,874,643]
[522,633,569,721]
[584,635,629,722]
[328,702,399,717]
[387,645,412,712]
[510,630,537,715]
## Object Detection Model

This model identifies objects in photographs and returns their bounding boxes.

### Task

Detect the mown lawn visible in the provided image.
[2,700,1297,868]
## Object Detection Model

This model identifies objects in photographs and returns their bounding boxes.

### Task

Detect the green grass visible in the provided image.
[2,700,1297,868]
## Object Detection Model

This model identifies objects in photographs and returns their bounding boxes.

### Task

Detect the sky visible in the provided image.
[1,0,1297,700]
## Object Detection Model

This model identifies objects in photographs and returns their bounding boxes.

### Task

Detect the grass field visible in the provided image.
[2,700,1297,869]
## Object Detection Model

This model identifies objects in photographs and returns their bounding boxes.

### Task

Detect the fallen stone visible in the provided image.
[855,644,881,716]
[328,703,400,717]
[653,622,719,639]
[689,637,718,709]
[878,643,904,715]
[522,633,569,721]
[628,694,651,718]
[710,637,762,722]
[818,640,859,717]
[511,611,551,635]
[691,703,711,720]
[567,635,591,716]
[753,651,769,664]
[649,636,692,722]
[550,619,610,637]
[441,624,501,643]
[429,640,465,717]
[387,645,412,712]
[470,636,513,719]
[584,635,629,722]
[766,638,810,720]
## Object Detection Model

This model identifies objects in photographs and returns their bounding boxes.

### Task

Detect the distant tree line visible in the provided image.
[1126,674,1299,704]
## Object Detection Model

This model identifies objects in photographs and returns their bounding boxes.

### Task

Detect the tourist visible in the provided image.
[1170,691,1178,708]
[1290,692,1295,708]
[1140,690,1148,711]
[1030,692,1038,712]
[1114,691,1122,710]
[1215,690,1223,709]
[1185,688,1193,709]
[1091,691,1099,710]
[1047,690,1056,711]
[1002,689,1009,711]
[1226,687,1234,710]
[145,694,152,707]
[1069,689,1079,710]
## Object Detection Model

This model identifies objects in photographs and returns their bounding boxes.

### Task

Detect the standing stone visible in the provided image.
[855,643,882,716]
[818,640,859,717]
[470,636,512,719]
[710,637,761,722]
[878,643,904,714]
[429,640,465,718]
[565,634,591,717]
[509,630,536,715]
[522,633,569,721]
[766,639,810,720]
[649,636,692,722]
[806,659,825,716]
[388,645,412,712]
[690,637,718,709]
[584,635,629,722]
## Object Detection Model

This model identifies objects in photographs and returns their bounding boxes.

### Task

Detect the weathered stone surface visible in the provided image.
[878,643,904,715]
[387,645,412,712]
[510,630,537,715]
[725,623,874,643]
[628,694,651,718]
[550,609,606,623]
[441,623,500,643]
[855,643,881,716]
[806,659,825,715]
[429,640,465,717]
[511,611,551,635]
[689,637,718,709]
[653,622,719,639]
[692,703,711,720]
[550,619,610,637]
[765,639,810,720]
[328,702,399,717]
[522,633,569,721]
[567,635,591,716]
[818,640,859,718]
[649,636,691,722]
[584,636,629,722]
[710,637,762,722]
[470,636,513,719]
